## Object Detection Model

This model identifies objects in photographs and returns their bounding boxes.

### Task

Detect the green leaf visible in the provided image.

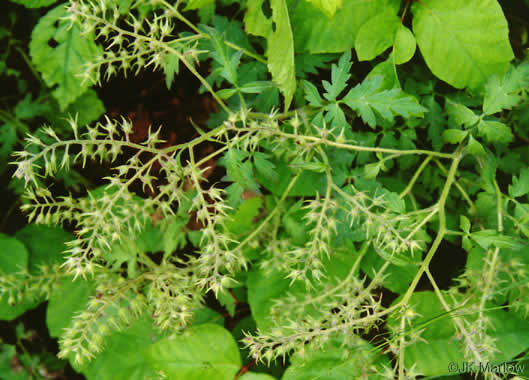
[355,11,400,62]
[76,315,167,380]
[239,373,276,380]
[223,149,259,192]
[477,119,513,144]
[253,152,279,183]
[163,53,180,89]
[483,62,529,115]
[15,224,73,274]
[411,0,514,89]
[207,29,242,85]
[240,81,273,94]
[64,89,105,126]
[343,75,427,128]
[0,234,33,321]
[486,309,529,363]
[361,244,421,294]
[324,102,347,129]
[184,0,214,10]
[423,95,444,151]
[225,197,264,235]
[509,167,529,198]
[364,162,382,179]
[217,88,238,99]
[366,54,399,90]
[14,94,52,120]
[8,0,57,7]
[247,247,359,330]
[322,51,352,101]
[0,123,17,175]
[385,192,405,213]
[445,101,479,127]
[290,0,400,53]
[29,5,102,110]
[388,291,466,376]
[145,324,241,380]
[303,80,323,107]
[244,0,296,110]
[289,159,328,173]
[460,215,471,233]
[305,0,342,18]
[442,129,468,144]
[393,24,416,64]
[466,135,486,157]
[283,335,389,380]
[218,290,236,317]
[470,230,524,250]
[46,276,94,337]
[483,75,521,115]
[295,53,335,79]
[160,216,189,256]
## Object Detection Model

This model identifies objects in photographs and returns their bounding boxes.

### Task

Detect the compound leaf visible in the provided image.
[322,51,352,101]
[483,62,529,115]
[343,75,426,128]
[509,167,529,198]
[477,120,513,144]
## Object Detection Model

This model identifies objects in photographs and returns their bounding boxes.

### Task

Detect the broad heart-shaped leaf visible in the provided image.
[342,75,427,128]
[305,0,342,18]
[29,5,102,110]
[1,226,72,320]
[74,315,169,380]
[289,0,400,53]
[393,24,416,64]
[355,10,400,62]
[46,276,95,337]
[387,291,467,377]
[244,0,295,110]
[411,0,514,90]
[9,0,57,7]
[283,335,390,380]
[15,224,73,274]
[145,324,241,379]
[0,234,33,321]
